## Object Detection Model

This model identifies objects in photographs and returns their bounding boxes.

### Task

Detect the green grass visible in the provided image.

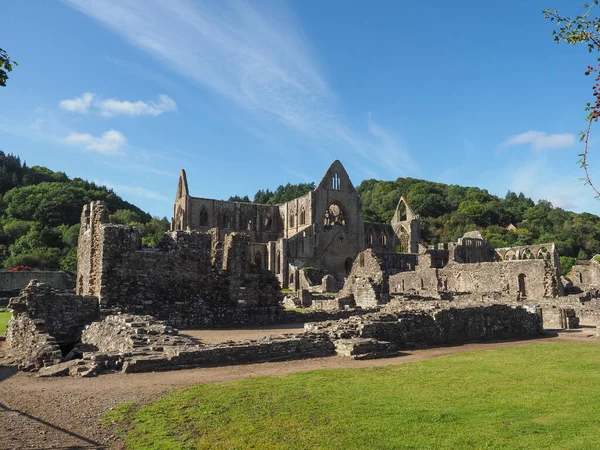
[0,311,11,334]
[108,343,600,449]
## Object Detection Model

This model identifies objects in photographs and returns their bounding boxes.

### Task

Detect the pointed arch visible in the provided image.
[199,206,208,226]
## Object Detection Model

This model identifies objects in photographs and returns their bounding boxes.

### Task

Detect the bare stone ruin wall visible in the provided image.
[570,261,600,291]
[76,202,283,328]
[306,304,543,347]
[7,280,99,371]
[390,259,559,300]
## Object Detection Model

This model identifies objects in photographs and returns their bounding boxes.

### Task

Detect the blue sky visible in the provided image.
[2,0,599,218]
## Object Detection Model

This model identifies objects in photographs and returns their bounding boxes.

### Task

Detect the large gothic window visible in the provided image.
[324,204,345,229]
[299,206,306,225]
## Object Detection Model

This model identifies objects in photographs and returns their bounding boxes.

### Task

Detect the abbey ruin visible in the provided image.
[5,160,600,376]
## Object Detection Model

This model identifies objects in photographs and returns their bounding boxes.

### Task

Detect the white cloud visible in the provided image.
[98,94,177,117]
[95,180,169,201]
[59,92,95,113]
[65,0,418,175]
[500,130,576,150]
[65,129,127,155]
[59,93,177,117]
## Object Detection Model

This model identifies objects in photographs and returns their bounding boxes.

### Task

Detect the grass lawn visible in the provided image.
[0,311,11,334]
[106,342,600,449]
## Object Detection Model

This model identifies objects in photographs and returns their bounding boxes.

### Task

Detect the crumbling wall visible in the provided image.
[306,304,543,346]
[390,259,560,300]
[76,202,283,328]
[7,280,99,371]
[570,260,600,291]
[337,250,390,308]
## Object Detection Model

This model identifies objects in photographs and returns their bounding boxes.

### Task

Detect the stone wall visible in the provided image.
[7,280,99,371]
[336,250,389,308]
[77,201,283,328]
[305,304,543,347]
[570,260,600,291]
[390,259,560,300]
[0,270,74,291]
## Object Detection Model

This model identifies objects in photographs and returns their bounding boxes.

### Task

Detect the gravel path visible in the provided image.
[1,327,597,450]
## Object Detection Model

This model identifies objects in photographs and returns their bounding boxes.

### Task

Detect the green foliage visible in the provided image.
[560,256,578,276]
[0,151,158,271]
[254,182,315,205]
[357,178,600,258]
[110,343,600,449]
[228,195,250,202]
[0,48,18,87]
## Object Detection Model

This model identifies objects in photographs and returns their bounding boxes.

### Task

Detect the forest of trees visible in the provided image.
[0,152,169,271]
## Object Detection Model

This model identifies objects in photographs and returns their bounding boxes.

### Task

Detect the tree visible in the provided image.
[0,48,18,87]
[544,2,600,196]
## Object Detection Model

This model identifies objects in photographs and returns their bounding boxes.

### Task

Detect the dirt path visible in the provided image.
[1,329,597,450]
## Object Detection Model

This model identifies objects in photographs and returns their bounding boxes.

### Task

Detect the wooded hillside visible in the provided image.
[0,152,169,271]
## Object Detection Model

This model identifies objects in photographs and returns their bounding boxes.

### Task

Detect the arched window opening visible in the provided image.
[299,206,306,225]
[199,206,208,227]
[276,251,281,274]
[264,214,272,230]
[289,213,295,228]
[398,227,409,253]
[401,279,405,291]
[254,253,262,269]
[380,233,387,248]
[332,172,341,190]
[344,257,353,275]
[397,201,407,222]
[324,204,345,229]
[367,231,374,247]
[518,273,527,298]
[247,219,253,231]
[359,253,365,267]
[221,211,231,228]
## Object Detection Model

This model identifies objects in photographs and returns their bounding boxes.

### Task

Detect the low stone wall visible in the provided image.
[121,333,335,373]
[305,305,543,347]
[0,270,74,291]
[7,280,99,371]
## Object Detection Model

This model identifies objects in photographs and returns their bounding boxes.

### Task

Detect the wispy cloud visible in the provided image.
[500,130,575,150]
[65,129,127,155]
[66,0,418,175]
[59,92,177,117]
[95,179,169,202]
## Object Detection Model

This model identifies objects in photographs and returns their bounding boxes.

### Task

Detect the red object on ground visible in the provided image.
[8,265,33,272]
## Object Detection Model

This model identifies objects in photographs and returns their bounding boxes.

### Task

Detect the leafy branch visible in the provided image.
[544,2,600,197]
[0,47,18,87]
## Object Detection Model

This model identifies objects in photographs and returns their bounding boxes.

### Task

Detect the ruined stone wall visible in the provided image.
[364,222,398,254]
[7,280,99,371]
[337,250,390,308]
[187,197,282,243]
[279,191,313,239]
[570,261,600,291]
[306,305,543,346]
[390,259,560,300]
[453,234,495,263]
[77,202,283,328]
